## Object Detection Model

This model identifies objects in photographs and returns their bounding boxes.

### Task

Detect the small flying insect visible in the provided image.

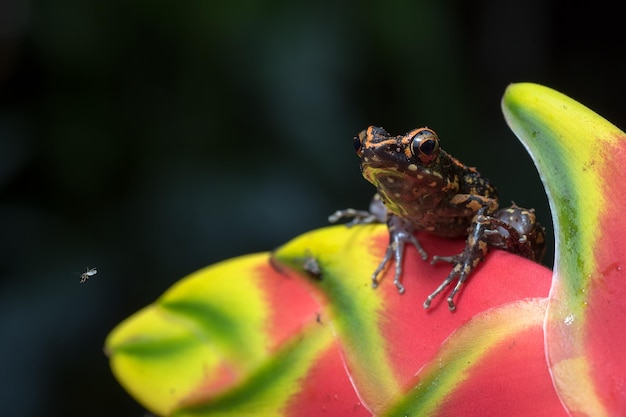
[80,267,97,283]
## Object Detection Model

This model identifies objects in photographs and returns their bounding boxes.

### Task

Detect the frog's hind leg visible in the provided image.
[425,213,492,311]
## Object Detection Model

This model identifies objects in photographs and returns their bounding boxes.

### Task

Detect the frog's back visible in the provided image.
[444,152,497,200]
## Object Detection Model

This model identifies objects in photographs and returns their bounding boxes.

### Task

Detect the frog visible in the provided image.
[329,126,546,311]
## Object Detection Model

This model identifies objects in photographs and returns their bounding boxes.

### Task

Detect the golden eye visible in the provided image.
[409,128,440,163]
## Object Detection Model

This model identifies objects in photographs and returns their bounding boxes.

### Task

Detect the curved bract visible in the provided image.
[106,83,626,416]
[503,82,626,416]
[106,224,556,416]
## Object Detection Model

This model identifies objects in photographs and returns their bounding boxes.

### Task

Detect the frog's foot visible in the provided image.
[430,253,463,266]
[328,208,380,227]
[372,216,428,294]
[424,213,492,311]
[423,261,469,311]
[329,194,388,227]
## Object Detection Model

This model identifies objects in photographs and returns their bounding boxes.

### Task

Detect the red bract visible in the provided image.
[272,226,560,417]
[504,83,626,416]
[106,224,559,416]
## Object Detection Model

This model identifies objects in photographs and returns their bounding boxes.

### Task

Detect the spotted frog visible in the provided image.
[329,126,546,310]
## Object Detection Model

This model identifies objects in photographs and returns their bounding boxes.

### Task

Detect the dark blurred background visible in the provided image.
[1,1,624,416]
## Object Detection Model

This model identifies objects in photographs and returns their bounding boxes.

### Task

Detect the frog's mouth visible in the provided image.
[362,163,448,213]
[362,165,441,196]
[361,165,405,186]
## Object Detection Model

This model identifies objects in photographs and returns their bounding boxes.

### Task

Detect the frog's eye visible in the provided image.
[410,129,439,163]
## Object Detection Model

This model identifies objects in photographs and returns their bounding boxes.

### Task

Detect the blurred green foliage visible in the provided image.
[1,1,625,416]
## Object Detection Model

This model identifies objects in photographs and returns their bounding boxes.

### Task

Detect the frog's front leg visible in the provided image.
[372,215,428,293]
[330,194,428,293]
[328,194,387,226]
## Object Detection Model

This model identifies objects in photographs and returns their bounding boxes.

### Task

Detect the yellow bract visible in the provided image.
[105,254,273,415]
[385,298,548,416]
[503,82,626,417]
[551,357,609,417]
[503,83,621,293]
[272,224,401,412]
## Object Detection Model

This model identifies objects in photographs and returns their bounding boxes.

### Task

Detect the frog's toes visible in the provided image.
[424,285,458,310]
[423,266,466,310]
[328,208,378,226]
[430,253,462,266]
[393,279,406,294]
[407,234,428,260]
[370,247,393,289]
[423,295,435,309]
[447,296,457,311]
[372,265,380,288]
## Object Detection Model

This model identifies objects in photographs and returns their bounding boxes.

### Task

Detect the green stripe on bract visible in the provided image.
[105,254,275,415]
[159,254,273,365]
[272,224,401,411]
[502,83,620,308]
[107,303,224,416]
[173,320,335,417]
[381,299,547,417]
[502,83,626,417]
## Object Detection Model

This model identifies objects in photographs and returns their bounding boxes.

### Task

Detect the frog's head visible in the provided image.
[354,126,451,216]
[355,125,442,176]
